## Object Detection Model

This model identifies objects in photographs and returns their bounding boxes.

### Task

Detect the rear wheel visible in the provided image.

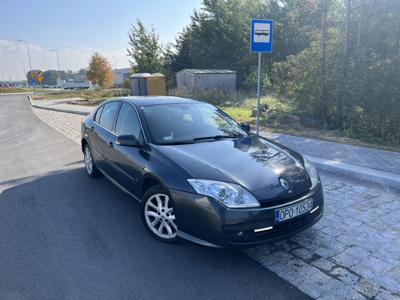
[141,185,178,243]
[84,144,100,177]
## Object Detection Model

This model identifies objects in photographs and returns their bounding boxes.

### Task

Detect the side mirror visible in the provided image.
[116,135,141,147]
[240,123,251,133]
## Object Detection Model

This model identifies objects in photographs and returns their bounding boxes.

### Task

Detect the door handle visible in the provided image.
[108,141,114,148]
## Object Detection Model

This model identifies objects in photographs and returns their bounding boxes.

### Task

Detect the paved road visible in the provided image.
[0,94,309,299]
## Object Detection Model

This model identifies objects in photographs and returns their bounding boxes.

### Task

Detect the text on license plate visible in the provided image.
[275,198,313,224]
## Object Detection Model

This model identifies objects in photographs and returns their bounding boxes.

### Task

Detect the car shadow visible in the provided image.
[0,167,310,300]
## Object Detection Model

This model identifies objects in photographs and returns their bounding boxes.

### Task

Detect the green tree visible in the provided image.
[127,20,163,73]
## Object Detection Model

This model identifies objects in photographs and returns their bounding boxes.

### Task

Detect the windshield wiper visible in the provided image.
[159,140,194,145]
[193,134,242,142]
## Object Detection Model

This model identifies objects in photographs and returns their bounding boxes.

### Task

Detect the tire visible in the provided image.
[141,185,178,243]
[83,144,100,177]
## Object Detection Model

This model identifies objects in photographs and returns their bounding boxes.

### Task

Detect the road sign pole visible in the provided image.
[256,52,261,135]
[251,19,272,135]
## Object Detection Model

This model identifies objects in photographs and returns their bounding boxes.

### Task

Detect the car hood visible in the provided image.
[154,135,311,203]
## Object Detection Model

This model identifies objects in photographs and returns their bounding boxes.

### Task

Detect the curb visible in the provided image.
[306,155,400,192]
[28,95,90,116]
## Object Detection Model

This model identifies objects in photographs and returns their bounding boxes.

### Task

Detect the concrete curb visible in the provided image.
[306,155,400,192]
[28,95,90,116]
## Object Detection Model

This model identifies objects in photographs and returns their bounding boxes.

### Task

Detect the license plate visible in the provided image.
[275,198,313,224]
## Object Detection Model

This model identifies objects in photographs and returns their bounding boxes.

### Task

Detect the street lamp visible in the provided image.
[50,49,60,72]
[17,40,32,72]
[50,49,61,87]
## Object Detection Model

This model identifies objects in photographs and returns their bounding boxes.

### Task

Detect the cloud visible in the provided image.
[0,39,130,81]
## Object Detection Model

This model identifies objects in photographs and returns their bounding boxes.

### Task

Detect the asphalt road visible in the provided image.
[0,94,310,300]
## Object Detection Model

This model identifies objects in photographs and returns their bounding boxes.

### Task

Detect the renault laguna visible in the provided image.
[81,96,324,247]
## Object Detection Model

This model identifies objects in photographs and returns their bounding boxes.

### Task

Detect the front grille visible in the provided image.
[260,190,309,208]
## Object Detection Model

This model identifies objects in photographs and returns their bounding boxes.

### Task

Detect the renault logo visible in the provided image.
[280,178,291,192]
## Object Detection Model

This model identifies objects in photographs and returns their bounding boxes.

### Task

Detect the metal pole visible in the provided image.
[1,66,5,82]
[256,52,262,135]
[50,49,61,86]
[18,40,33,85]
[26,42,32,72]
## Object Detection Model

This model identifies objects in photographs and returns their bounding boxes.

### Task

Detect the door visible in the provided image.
[109,103,146,197]
[92,101,121,178]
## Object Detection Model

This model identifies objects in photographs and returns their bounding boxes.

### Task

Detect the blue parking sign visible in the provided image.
[251,19,273,53]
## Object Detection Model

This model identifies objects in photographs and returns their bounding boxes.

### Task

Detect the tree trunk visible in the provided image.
[320,0,329,125]
[336,0,351,131]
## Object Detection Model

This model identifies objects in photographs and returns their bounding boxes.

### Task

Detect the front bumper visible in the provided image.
[170,185,324,248]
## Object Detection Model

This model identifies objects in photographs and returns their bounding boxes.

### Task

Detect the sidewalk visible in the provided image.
[261,131,400,175]
[260,130,400,191]
[30,97,93,115]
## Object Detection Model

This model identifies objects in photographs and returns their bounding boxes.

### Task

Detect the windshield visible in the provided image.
[141,103,247,145]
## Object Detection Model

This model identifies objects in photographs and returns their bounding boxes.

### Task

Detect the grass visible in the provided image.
[219,94,400,153]
[0,87,35,93]
[31,88,130,102]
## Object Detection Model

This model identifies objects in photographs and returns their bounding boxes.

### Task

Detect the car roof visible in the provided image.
[118,96,202,106]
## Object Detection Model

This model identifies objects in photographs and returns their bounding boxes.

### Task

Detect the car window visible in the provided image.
[94,105,104,123]
[141,103,246,144]
[115,103,141,138]
[99,102,120,131]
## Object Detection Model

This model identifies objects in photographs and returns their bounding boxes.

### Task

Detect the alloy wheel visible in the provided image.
[84,146,93,175]
[144,193,177,239]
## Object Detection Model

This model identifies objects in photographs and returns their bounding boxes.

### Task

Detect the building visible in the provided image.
[176,69,236,95]
[113,68,131,87]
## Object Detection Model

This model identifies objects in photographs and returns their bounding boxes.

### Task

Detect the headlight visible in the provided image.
[187,179,260,208]
[304,158,320,190]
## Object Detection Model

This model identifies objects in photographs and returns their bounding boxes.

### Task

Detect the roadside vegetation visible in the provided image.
[0,87,34,93]
[127,0,400,150]
[31,88,130,104]
[21,0,400,152]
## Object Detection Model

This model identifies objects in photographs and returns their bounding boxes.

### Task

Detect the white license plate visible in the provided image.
[275,198,313,224]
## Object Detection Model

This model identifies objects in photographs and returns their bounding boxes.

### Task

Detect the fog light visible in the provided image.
[236,231,247,241]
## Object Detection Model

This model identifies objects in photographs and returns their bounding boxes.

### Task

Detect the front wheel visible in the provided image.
[84,144,100,177]
[141,185,178,243]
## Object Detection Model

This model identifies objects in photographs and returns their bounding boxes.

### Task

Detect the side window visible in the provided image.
[99,102,120,130]
[115,103,141,138]
[94,105,104,123]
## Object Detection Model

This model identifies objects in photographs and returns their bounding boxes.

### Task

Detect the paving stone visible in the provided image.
[312,258,337,272]
[330,267,360,285]
[354,279,381,299]
[292,247,314,260]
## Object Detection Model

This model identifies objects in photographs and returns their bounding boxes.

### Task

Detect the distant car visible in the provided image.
[81,97,324,247]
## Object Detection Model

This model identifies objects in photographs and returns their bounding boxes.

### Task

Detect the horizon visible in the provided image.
[0,0,202,81]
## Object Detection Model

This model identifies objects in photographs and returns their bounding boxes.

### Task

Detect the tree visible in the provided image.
[165,0,321,89]
[127,20,163,73]
[86,52,113,88]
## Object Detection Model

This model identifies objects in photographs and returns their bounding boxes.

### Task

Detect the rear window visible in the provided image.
[94,105,104,123]
[99,102,120,130]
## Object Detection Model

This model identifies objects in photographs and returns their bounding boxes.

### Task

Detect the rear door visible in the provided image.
[109,102,146,197]
[93,101,121,178]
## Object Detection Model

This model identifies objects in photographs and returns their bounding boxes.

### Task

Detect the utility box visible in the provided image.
[129,73,166,96]
[176,69,236,95]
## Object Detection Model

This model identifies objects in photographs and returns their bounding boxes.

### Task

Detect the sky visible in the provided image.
[0,0,202,81]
